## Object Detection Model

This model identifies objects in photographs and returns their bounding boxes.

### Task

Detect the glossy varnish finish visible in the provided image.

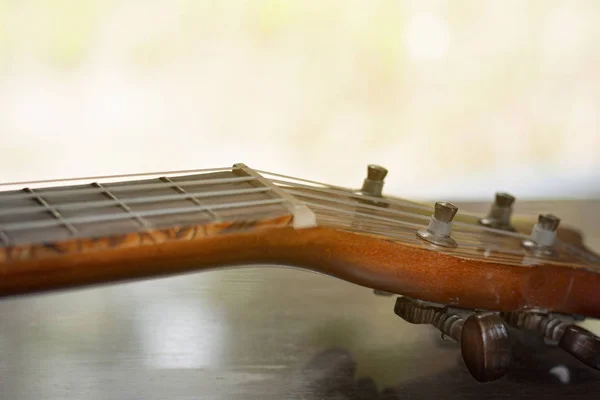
[0,167,298,263]
[4,199,599,400]
[1,225,600,318]
[0,166,599,318]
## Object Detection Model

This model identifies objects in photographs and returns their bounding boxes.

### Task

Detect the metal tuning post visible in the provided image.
[358,164,390,210]
[417,201,459,248]
[502,311,600,370]
[360,164,388,197]
[479,192,516,231]
[394,297,512,382]
[522,214,560,255]
[358,164,395,297]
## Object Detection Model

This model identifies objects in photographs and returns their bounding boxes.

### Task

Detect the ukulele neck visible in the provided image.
[1,163,600,318]
[0,164,315,263]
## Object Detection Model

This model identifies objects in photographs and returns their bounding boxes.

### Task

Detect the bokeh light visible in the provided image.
[0,1,598,200]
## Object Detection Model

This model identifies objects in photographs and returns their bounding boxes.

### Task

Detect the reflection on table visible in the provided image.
[0,200,598,399]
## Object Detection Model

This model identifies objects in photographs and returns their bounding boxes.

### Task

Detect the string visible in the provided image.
[286,189,430,225]
[0,186,272,217]
[24,187,79,236]
[292,187,598,267]
[1,166,597,268]
[284,187,530,240]
[160,176,222,222]
[93,182,156,230]
[309,202,594,268]
[0,166,238,187]
[259,171,435,212]
[0,166,544,242]
[0,166,523,240]
[264,173,528,238]
[0,176,256,201]
[307,202,526,256]
[0,198,286,232]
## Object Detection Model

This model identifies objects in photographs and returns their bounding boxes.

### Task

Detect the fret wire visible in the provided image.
[92,182,151,229]
[23,188,79,236]
[0,166,240,187]
[0,186,272,218]
[0,176,257,202]
[1,198,286,232]
[160,176,221,221]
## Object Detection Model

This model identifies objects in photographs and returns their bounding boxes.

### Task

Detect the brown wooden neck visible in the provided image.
[1,224,600,319]
[1,164,599,319]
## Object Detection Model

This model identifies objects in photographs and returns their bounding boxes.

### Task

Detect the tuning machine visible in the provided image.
[394,297,512,382]
[479,192,516,231]
[522,214,560,255]
[502,311,600,371]
[358,164,390,209]
[417,201,459,248]
[360,164,387,197]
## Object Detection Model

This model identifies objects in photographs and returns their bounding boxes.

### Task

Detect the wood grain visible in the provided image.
[0,214,294,263]
[1,225,599,318]
[1,168,599,317]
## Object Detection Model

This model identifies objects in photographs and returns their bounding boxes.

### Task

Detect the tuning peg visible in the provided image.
[360,164,388,197]
[560,325,600,370]
[537,213,560,231]
[395,297,511,382]
[502,311,600,371]
[417,201,459,248]
[479,192,516,231]
[522,213,560,254]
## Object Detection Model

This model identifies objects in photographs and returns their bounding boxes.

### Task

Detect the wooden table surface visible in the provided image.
[0,200,599,399]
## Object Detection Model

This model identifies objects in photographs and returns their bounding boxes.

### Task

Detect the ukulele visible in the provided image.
[1,163,599,382]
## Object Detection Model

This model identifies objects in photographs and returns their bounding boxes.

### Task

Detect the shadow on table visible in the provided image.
[286,329,600,400]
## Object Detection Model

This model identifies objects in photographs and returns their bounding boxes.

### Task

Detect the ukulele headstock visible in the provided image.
[262,164,600,273]
[262,163,600,382]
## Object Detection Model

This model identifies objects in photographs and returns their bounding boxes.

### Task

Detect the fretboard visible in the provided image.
[2,163,599,272]
[0,164,315,263]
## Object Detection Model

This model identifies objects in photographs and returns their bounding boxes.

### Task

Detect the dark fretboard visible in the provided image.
[0,164,315,262]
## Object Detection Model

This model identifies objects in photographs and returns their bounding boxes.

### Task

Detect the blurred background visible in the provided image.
[2,2,600,398]
[1,0,599,200]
